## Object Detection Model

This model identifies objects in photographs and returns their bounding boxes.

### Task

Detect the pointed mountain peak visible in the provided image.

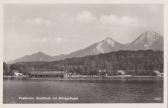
[141,31,162,38]
[133,31,162,44]
[104,37,117,42]
[102,37,117,47]
[130,31,163,50]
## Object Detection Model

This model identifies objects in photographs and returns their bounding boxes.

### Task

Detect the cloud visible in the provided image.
[76,11,97,23]
[23,17,53,26]
[33,37,68,44]
[99,14,140,27]
[75,11,143,28]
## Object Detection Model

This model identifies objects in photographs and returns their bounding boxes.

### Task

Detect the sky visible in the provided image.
[4,4,163,61]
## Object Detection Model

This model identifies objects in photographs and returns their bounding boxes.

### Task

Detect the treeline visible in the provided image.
[8,50,163,76]
[3,62,30,76]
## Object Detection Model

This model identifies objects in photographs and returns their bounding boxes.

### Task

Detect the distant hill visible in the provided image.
[9,31,163,63]
[10,52,53,63]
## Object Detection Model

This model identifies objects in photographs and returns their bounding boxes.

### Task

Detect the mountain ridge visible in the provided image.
[8,31,163,63]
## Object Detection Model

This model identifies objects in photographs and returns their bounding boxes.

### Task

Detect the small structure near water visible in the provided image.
[11,70,24,76]
[117,70,125,75]
[153,70,163,77]
[98,70,107,77]
[117,70,132,77]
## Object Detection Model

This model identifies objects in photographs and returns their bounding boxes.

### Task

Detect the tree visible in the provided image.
[3,62,10,75]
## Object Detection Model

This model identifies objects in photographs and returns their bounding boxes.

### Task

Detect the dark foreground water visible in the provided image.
[3,78,163,103]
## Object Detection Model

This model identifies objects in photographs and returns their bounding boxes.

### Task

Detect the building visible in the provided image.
[14,72,23,76]
[11,69,24,76]
[117,70,132,77]
[28,71,65,78]
[98,69,107,77]
[117,70,125,75]
[153,70,163,77]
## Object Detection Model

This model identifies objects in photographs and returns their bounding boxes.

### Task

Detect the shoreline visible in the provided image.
[3,76,163,81]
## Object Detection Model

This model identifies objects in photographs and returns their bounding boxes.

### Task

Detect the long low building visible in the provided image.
[28,71,65,78]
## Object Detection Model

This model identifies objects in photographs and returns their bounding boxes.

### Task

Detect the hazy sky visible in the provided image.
[4,4,163,61]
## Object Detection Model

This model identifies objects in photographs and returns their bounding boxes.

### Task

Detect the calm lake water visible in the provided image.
[3,78,163,103]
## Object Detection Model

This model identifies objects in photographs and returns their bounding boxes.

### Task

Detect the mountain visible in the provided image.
[62,31,163,59]
[127,31,163,50]
[10,52,53,63]
[9,31,163,63]
[65,37,124,58]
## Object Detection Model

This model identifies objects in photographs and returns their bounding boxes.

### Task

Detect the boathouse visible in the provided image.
[28,71,65,78]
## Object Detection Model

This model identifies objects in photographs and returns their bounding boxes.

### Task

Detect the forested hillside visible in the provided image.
[7,50,163,76]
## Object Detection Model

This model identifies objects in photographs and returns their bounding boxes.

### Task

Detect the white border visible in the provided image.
[0,0,167,108]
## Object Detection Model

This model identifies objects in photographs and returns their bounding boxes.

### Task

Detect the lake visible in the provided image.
[3,78,163,103]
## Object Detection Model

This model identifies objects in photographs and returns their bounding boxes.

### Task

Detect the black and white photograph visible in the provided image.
[2,3,165,104]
